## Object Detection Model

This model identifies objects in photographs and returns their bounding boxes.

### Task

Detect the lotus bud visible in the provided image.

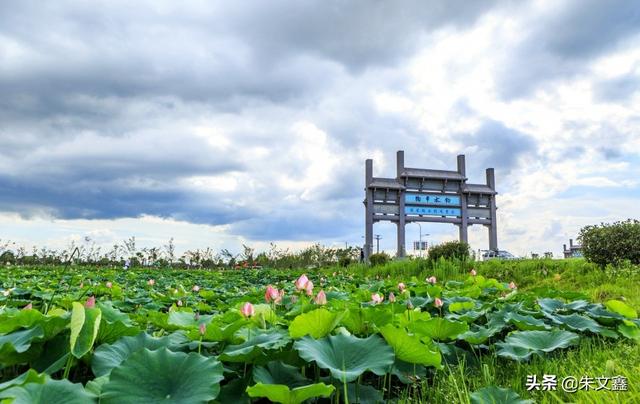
[426,276,437,284]
[371,293,384,304]
[434,297,443,308]
[192,285,200,292]
[305,280,314,296]
[106,281,113,288]
[398,282,406,292]
[295,274,309,290]
[85,296,96,309]
[199,323,206,336]
[388,292,396,303]
[314,290,327,305]
[470,269,477,276]
[241,302,255,318]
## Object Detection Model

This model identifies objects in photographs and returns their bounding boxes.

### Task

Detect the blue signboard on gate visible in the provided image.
[405,193,460,206]
[405,206,461,217]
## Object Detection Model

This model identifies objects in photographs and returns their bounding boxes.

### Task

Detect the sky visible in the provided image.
[1,0,639,258]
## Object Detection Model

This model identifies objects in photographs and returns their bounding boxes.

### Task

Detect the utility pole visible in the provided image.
[374,234,382,254]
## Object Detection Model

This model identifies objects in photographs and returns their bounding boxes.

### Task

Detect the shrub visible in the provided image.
[428,241,470,262]
[369,252,391,267]
[579,219,640,267]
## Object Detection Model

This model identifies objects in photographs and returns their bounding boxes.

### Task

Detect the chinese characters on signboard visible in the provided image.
[405,207,461,217]
[405,193,460,206]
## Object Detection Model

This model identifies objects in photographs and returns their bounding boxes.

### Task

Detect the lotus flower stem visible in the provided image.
[63,353,74,379]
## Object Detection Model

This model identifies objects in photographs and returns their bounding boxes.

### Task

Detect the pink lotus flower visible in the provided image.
[371,293,384,304]
[398,283,406,292]
[192,285,200,292]
[295,274,309,290]
[426,276,437,284]
[305,280,314,296]
[85,296,96,309]
[177,300,183,307]
[105,281,113,288]
[199,323,206,336]
[509,281,517,289]
[434,297,443,308]
[22,303,33,310]
[148,279,155,286]
[470,269,477,276]
[388,292,396,303]
[265,285,281,303]
[314,290,327,305]
[241,302,255,318]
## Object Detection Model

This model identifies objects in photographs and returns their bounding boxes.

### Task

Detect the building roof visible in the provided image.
[400,168,466,181]
[462,183,497,195]
[368,177,405,190]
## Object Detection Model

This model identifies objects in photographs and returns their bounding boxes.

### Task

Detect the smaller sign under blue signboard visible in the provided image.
[405,206,461,217]
[405,193,460,206]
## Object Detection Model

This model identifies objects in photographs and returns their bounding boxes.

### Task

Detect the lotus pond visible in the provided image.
[0,264,639,403]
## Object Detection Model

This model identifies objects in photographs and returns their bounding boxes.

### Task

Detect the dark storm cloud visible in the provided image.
[495,0,640,98]
[459,120,537,176]
[2,0,635,247]
[230,200,360,241]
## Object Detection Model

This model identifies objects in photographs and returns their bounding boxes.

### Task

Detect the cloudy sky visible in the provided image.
[1,0,639,257]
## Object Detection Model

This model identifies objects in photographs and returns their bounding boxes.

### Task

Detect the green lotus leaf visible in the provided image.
[84,376,109,397]
[496,330,579,361]
[246,382,335,404]
[548,314,602,333]
[294,334,394,382]
[253,361,309,388]
[618,322,640,341]
[100,348,223,404]
[96,319,140,345]
[69,302,102,358]
[0,379,95,404]
[0,326,45,357]
[505,312,550,331]
[395,310,431,328]
[448,309,485,323]
[96,301,132,325]
[537,298,564,313]
[92,332,185,377]
[409,318,469,341]
[495,344,534,361]
[167,311,213,328]
[217,378,251,404]
[250,304,278,326]
[448,301,475,313]
[605,300,637,319]
[470,386,533,404]
[289,309,345,339]
[585,305,624,325]
[341,307,393,335]
[0,369,46,392]
[459,325,502,345]
[220,329,291,363]
[0,309,46,334]
[379,324,441,367]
